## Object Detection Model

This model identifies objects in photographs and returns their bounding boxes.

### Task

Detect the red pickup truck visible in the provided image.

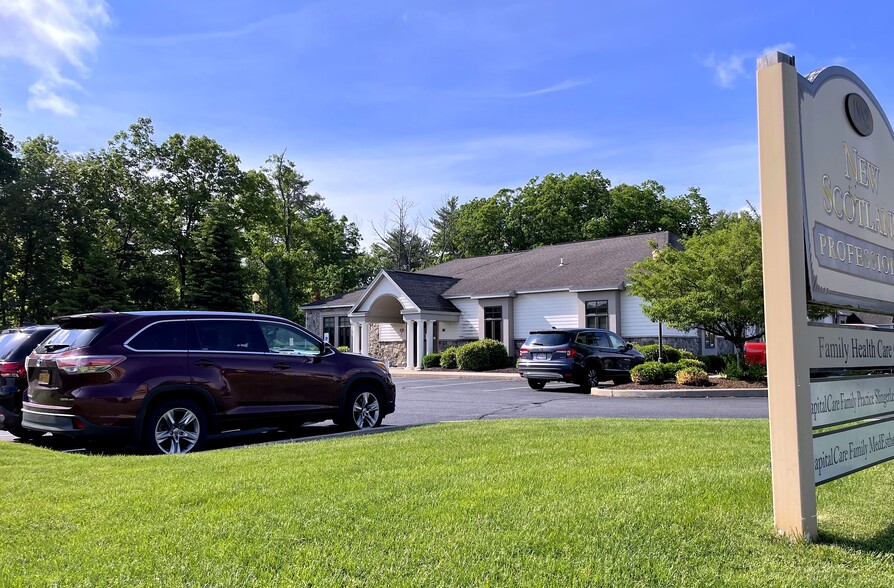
[744,341,766,365]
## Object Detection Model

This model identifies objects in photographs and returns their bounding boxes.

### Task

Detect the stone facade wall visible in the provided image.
[368,323,406,367]
[304,310,323,336]
[627,336,702,355]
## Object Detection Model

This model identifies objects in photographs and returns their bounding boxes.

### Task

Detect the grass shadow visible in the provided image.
[819,522,894,554]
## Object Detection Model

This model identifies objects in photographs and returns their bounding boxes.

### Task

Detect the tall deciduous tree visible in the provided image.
[508,170,611,249]
[626,212,764,356]
[155,134,246,304]
[10,136,68,323]
[0,114,20,325]
[372,197,429,271]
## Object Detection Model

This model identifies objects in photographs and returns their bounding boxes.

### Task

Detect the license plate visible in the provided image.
[534,353,550,360]
[38,371,50,385]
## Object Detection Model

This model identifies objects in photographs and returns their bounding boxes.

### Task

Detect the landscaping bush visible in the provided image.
[697,355,727,374]
[678,358,706,371]
[631,361,665,384]
[336,346,350,353]
[456,339,508,371]
[660,362,681,379]
[676,367,710,386]
[679,349,697,360]
[440,347,457,369]
[634,344,682,363]
[423,353,442,369]
[721,354,767,381]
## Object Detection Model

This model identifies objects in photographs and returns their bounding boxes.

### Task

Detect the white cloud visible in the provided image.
[701,42,795,89]
[514,80,589,98]
[0,0,110,115]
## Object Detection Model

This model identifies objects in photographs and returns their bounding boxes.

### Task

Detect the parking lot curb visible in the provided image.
[390,368,520,380]
[590,387,768,398]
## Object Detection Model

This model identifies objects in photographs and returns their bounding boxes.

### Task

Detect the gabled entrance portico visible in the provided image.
[347,271,460,369]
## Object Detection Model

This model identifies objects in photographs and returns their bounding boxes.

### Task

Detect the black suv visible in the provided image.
[0,324,57,439]
[517,328,644,391]
[22,311,396,454]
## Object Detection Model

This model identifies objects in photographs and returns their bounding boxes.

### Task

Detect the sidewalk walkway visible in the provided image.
[389,368,768,398]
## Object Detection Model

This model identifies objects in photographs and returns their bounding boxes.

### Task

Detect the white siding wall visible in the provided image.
[620,295,692,338]
[514,292,579,339]
[441,298,480,340]
[378,323,405,342]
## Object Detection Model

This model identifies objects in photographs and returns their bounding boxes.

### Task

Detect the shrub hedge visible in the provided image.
[423,353,442,369]
[676,367,710,386]
[631,361,665,384]
[440,347,457,369]
[456,340,508,371]
[635,344,683,364]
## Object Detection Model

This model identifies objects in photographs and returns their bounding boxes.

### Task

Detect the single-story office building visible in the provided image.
[301,231,730,368]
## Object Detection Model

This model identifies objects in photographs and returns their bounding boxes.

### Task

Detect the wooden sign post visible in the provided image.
[758,52,894,541]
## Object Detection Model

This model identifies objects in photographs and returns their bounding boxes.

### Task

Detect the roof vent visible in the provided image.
[559,258,565,267]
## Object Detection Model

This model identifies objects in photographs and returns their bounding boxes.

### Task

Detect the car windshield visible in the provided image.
[525,333,571,346]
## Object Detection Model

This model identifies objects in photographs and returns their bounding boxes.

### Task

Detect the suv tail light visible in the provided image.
[56,355,126,374]
[561,348,577,358]
[0,361,25,378]
[519,347,529,358]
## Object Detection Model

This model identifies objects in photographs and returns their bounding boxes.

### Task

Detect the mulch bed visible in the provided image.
[423,367,766,389]
[610,378,766,390]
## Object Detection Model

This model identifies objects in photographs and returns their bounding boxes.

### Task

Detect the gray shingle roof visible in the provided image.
[300,288,364,310]
[384,271,460,313]
[302,232,678,310]
[422,231,678,297]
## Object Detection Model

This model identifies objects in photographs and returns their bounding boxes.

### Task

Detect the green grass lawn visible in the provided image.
[2,419,893,587]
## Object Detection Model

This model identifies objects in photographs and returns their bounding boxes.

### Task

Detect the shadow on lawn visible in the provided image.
[819,523,894,554]
[13,421,410,456]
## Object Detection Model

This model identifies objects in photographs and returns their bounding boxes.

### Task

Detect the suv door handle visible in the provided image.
[193,359,215,367]
[273,363,291,370]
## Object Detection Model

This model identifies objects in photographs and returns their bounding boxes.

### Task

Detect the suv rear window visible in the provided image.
[524,332,571,346]
[0,333,25,358]
[37,320,106,353]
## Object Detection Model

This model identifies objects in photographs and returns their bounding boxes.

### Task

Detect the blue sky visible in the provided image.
[0,0,891,246]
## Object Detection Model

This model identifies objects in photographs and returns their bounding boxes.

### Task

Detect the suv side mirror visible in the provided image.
[624,343,633,351]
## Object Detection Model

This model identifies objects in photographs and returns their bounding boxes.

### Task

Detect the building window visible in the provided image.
[323,317,336,345]
[585,300,608,329]
[704,331,716,349]
[484,306,502,342]
[338,316,351,349]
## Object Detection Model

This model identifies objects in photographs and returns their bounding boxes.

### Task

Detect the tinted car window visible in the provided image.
[0,333,23,358]
[607,333,627,350]
[192,320,266,353]
[525,333,571,346]
[37,324,104,353]
[258,321,321,356]
[128,321,188,351]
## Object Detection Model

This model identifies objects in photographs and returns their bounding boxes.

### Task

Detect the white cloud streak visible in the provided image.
[514,80,589,97]
[701,42,795,89]
[0,0,110,115]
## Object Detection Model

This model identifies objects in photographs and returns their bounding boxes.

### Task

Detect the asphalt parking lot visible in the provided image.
[0,376,769,452]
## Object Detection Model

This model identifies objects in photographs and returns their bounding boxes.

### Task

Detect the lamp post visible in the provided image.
[251,292,260,313]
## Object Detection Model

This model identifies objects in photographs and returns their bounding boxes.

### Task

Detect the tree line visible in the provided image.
[0,112,759,331]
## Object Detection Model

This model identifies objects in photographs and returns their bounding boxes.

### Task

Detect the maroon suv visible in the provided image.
[22,311,396,454]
